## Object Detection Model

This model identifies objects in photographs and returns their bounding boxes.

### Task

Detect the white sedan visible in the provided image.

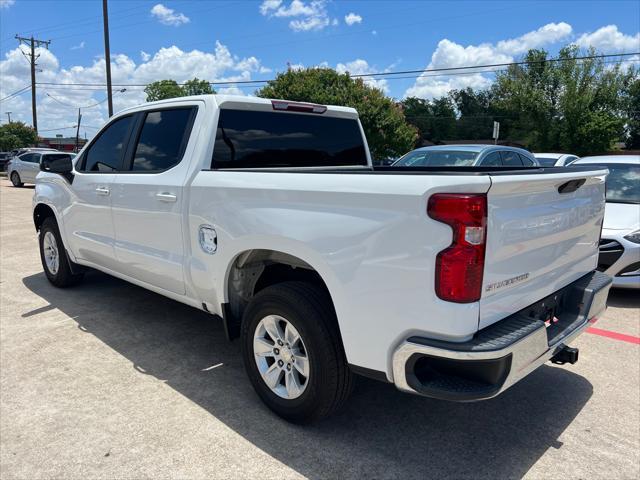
[572,155,640,288]
[8,150,71,187]
[534,152,580,166]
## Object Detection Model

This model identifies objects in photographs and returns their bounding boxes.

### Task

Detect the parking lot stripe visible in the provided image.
[586,327,640,345]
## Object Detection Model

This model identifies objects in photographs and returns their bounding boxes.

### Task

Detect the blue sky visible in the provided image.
[1,0,639,136]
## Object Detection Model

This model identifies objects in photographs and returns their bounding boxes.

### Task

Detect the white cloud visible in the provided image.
[405,22,573,99]
[0,0,15,9]
[259,0,336,32]
[344,13,362,26]
[70,41,85,50]
[151,3,190,26]
[496,22,572,55]
[259,0,282,15]
[575,25,640,53]
[0,42,267,136]
[336,59,389,93]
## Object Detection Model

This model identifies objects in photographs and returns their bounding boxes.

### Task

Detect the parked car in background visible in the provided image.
[572,155,640,289]
[393,145,539,167]
[33,95,611,422]
[0,152,10,171]
[8,151,72,187]
[534,153,580,166]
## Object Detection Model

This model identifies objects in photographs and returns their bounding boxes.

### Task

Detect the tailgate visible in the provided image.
[479,168,607,329]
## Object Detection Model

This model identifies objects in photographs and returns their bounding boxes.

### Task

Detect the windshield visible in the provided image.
[595,164,640,204]
[394,150,478,167]
[535,157,558,167]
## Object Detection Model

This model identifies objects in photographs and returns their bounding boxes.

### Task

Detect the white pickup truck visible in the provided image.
[33,95,612,423]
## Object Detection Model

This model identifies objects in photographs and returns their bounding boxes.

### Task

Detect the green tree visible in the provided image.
[144,78,216,102]
[0,121,37,150]
[402,96,456,144]
[624,77,640,149]
[492,46,634,154]
[182,78,215,96]
[256,68,417,160]
[449,88,501,140]
[144,80,183,101]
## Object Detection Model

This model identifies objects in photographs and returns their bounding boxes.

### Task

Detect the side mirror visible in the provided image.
[41,156,73,174]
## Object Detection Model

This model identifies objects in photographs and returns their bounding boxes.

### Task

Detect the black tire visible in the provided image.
[10,171,23,187]
[39,217,84,288]
[241,281,353,423]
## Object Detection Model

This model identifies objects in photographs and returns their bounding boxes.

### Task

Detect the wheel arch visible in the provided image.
[33,202,57,232]
[222,248,344,345]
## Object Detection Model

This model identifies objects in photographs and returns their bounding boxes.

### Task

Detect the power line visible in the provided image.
[45,89,127,109]
[0,84,31,102]
[0,2,152,42]
[33,52,640,89]
[357,52,640,78]
[37,125,78,132]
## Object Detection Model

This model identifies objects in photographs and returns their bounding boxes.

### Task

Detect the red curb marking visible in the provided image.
[586,327,640,345]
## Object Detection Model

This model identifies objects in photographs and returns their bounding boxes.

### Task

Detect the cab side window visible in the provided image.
[500,151,523,166]
[131,108,195,172]
[81,115,134,172]
[480,151,502,166]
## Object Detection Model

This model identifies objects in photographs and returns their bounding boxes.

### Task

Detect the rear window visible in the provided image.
[594,163,640,204]
[211,109,367,169]
[535,157,558,167]
[394,150,478,167]
[43,154,72,162]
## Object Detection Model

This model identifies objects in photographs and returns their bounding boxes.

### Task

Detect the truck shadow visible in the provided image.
[22,271,593,480]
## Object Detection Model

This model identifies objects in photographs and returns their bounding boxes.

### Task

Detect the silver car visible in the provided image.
[8,150,71,187]
[393,145,540,167]
[572,155,640,289]
[533,152,580,166]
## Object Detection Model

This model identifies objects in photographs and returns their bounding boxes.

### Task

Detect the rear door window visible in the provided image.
[81,115,134,172]
[480,151,502,166]
[19,153,39,163]
[130,108,196,172]
[500,151,523,166]
[212,109,367,169]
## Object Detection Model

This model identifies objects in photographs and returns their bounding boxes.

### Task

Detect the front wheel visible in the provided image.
[241,281,352,423]
[39,217,84,287]
[10,172,23,187]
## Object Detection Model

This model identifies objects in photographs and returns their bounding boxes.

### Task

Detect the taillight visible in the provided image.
[427,193,487,303]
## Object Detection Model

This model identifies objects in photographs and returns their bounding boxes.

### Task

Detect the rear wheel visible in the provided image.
[10,172,23,187]
[39,217,84,287]
[241,281,352,423]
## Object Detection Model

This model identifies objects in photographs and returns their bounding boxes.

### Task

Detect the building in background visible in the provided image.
[38,135,87,152]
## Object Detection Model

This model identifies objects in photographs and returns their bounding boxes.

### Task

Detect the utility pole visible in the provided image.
[5,112,11,123]
[15,35,50,134]
[102,0,114,117]
[75,108,82,152]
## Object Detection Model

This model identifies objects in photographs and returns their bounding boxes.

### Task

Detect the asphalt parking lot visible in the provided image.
[1,179,639,480]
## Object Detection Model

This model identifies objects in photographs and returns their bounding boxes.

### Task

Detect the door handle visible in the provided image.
[95,186,110,196]
[156,192,177,203]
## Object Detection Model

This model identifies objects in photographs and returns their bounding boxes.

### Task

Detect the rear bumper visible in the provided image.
[392,271,612,401]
